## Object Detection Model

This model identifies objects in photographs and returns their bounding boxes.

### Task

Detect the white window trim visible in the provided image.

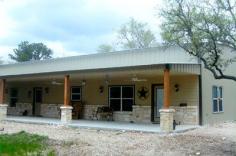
[109,85,134,112]
[212,86,224,113]
[71,86,81,101]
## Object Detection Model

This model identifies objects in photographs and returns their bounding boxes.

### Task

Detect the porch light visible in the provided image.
[82,80,86,86]
[174,84,179,92]
[99,86,104,94]
[105,80,109,85]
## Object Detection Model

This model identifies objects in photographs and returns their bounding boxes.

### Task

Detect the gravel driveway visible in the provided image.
[0,121,235,156]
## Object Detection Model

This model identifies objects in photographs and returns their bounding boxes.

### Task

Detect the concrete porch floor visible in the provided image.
[5,116,198,133]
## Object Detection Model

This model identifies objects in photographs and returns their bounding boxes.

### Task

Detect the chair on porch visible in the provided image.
[71,101,83,119]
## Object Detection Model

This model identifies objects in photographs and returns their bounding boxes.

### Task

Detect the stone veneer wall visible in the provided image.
[82,105,106,120]
[7,103,32,116]
[7,103,62,118]
[170,106,198,125]
[132,105,151,123]
[82,105,151,123]
[113,111,133,122]
[7,103,198,124]
[40,104,62,118]
[82,105,198,124]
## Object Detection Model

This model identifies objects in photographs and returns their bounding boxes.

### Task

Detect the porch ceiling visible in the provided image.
[6,64,200,82]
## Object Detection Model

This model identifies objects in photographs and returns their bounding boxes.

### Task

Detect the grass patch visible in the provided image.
[0,131,55,156]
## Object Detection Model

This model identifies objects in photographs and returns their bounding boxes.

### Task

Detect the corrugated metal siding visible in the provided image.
[0,46,200,77]
[172,64,200,75]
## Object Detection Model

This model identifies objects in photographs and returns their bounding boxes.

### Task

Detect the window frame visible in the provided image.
[108,85,135,112]
[71,86,82,101]
[9,88,18,107]
[212,86,224,113]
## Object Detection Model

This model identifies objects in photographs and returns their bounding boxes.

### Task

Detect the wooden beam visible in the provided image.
[0,79,5,104]
[64,75,70,106]
[163,68,170,109]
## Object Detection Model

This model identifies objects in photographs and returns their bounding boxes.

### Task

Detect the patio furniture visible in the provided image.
[72,101,83,119]
[95,106,113,121]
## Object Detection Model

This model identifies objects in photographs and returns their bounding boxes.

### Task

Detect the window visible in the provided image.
[212,86,223,113]
[71,87,81,101]
[10,88,18,107]
[109,86,134,111]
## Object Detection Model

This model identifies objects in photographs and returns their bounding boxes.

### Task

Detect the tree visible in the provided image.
[97,44,114,53]
[160,0,236,81]
[9,41,53,62]
[97,18,156,52]
[117,18,156,49]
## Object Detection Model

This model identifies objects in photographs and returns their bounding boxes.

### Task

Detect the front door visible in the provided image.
[152,85,164,123]
[33,88,42,116]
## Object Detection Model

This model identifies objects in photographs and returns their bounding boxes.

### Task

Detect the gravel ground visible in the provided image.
[0,121,235,156]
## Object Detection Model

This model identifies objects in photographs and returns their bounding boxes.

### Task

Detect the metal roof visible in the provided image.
[0,46,200,77]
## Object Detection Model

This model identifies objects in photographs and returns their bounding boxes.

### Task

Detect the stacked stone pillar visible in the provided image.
[159,109,175,132]
[60,106,73,123]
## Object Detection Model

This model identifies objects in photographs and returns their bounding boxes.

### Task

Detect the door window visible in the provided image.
[35,89,42,103]
[156,88,164,115]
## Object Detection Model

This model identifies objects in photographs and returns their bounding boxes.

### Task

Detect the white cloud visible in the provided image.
[0,0,163,63]
[46,41,86,58]
[0,46,14,63]
[0,2,17,39]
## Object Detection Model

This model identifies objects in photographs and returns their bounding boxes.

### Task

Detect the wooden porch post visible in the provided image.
[0,79,7,121]
[0,79,5,104]
[64,75,70,106]
[163,67,170,109]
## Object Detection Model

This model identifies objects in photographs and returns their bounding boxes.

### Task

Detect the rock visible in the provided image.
[196,152,200,155]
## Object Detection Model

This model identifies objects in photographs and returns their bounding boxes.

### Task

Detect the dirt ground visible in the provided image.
[0,121,235,156]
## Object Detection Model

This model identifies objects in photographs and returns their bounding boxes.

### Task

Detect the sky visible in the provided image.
[0,0,163,62]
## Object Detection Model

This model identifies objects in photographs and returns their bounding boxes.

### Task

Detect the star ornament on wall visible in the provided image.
[138,87,149,100]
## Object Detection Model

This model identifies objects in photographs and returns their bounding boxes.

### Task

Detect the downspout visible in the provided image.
[198,64,203,125]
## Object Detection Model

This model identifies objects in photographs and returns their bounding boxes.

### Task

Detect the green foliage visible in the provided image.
[0,131,55,156]
[160,0,236,81]
[9,41,53,62]
[97,44,114,53]
[97,18,156,52]
[47,150,56,156]
[117,18,156,49]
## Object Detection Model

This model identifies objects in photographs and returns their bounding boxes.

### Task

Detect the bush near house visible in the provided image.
[0,131,55,156]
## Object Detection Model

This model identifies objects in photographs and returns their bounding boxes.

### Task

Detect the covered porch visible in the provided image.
[0,63,200,132]
[5,116,198,133]
[0,47,203,132]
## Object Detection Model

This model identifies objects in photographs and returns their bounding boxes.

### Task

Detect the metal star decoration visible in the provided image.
[138,87,148,100]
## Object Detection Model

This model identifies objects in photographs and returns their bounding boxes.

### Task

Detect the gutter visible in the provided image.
[198,64,203,125]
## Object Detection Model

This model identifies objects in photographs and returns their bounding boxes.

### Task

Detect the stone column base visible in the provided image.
[0,104,8,121]
[159,109,175,133]
[60,106,73,123]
